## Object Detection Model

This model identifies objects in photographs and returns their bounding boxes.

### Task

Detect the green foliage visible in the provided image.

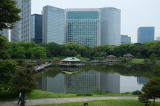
[0,0,21,30]
[14,46,26,59]
[144,59,149,63]
[76,93,92,96]
[93,89,104,94]
[30,46,46,59]
[132,90,142,95]
[0,59,17,89]
[0,35,12,59]
[149,53,157,62]
[75,54,81,59]
[127,58,132,61]
[94,57,105,60]
[10,66,37,95]
[139,77,160,104]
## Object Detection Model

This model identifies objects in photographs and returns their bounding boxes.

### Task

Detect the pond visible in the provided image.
[37,63,160,93]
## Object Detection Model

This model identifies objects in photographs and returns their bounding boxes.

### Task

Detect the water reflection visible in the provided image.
[37,63,160,93]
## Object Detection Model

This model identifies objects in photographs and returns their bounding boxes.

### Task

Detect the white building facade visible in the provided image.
[11,0,31,42]
[101,7,121,46]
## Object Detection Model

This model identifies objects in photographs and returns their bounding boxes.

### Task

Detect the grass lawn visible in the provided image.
[0,90,136,101]
[132,59,144,62]
[28,100,159,106]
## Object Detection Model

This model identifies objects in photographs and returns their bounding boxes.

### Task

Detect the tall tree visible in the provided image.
[0,35,12,59]
[0,0,21,30]
[139,77,160,106]
[10,65,37,106]
[0,59,17,89]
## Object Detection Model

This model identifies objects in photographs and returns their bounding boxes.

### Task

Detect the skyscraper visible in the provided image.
[0,29,9,40]
[42,6,65,44]
[137,27,154,43]
[121,35,131,44]
[31,14,42,44]
[156,36,160,40]
[101,7,121,46]
[65,8,101,47]
[11,0,31,42]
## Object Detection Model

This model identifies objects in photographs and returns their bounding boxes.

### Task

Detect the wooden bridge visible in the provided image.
[34,63,52,72]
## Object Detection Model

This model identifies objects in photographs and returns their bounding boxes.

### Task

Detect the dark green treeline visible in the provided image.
[2,39,160,59]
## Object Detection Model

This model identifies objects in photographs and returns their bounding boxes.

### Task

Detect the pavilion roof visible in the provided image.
[61,57,80,62]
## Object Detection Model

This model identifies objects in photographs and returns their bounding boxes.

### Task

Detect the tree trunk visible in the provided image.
[153,96,155,106]
[20,92,26,106]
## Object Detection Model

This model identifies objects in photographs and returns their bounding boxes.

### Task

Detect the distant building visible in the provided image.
[11,0,31,42]
[156,36,160,40]
[0,29,9,40]
[137,77,149,84]
[123,53,134,58]
[31,14,42,44]
[121,35,131,44]
[42,6,65,44]
[137,27,154,43]
[65,8,101,47]
[101,7,121,46]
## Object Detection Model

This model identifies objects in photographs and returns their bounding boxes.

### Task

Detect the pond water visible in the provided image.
[37,63,160,93]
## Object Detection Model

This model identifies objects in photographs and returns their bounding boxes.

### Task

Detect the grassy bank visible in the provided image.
[28,100,159,106]
[0,90,136,101]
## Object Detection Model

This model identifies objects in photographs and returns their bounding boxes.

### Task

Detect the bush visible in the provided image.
[76,93,92,96]
[132,90,142,95]
[93,89,104,94]
[144,59,149,62]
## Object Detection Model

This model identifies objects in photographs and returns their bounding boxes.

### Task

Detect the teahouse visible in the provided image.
[106,55,116,59]
[123,53,134,58]
[59,57,80,64]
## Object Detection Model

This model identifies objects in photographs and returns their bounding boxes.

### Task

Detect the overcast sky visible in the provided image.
[32,0,160,43]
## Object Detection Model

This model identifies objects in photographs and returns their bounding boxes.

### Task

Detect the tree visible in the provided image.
[138,77,160,106]
[30,46,46,59]
[0,0,21,30]
[150,53,157,63]
[14,46,26,59]
[0,35,12,59]
[0,59,17,89]
[10,65,37,106]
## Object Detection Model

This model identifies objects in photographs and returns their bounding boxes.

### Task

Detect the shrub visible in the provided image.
[132,90,142,95]
[144,59,149,62]
[93,89,104,94]
[76,93,92,96]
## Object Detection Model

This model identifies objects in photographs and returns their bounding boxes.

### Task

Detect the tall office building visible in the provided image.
[137,27,154,43]
[121,35,131,44]
[11,0,31,42]
[156,36,160,40]
[42,6,65,44]
[65,9,101,47]
[101,7,121,46]
[31,14,42,44]
[0,29,9,40]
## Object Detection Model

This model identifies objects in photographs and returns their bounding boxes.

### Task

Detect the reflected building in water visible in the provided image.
[65,71,100,93]
[137,77,149,84]
[37,70,144,93]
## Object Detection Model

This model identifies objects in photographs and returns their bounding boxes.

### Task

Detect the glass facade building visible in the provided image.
[11,0,31,42]
[31,14,42,44]
[137,27,154,43]
[156,36,160,40]
[101,7,121,46]
[121,35,131,44]
[65,9,101,47]
[42,6,65,44]
[65,71,100,93]
[0,29,9,40]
